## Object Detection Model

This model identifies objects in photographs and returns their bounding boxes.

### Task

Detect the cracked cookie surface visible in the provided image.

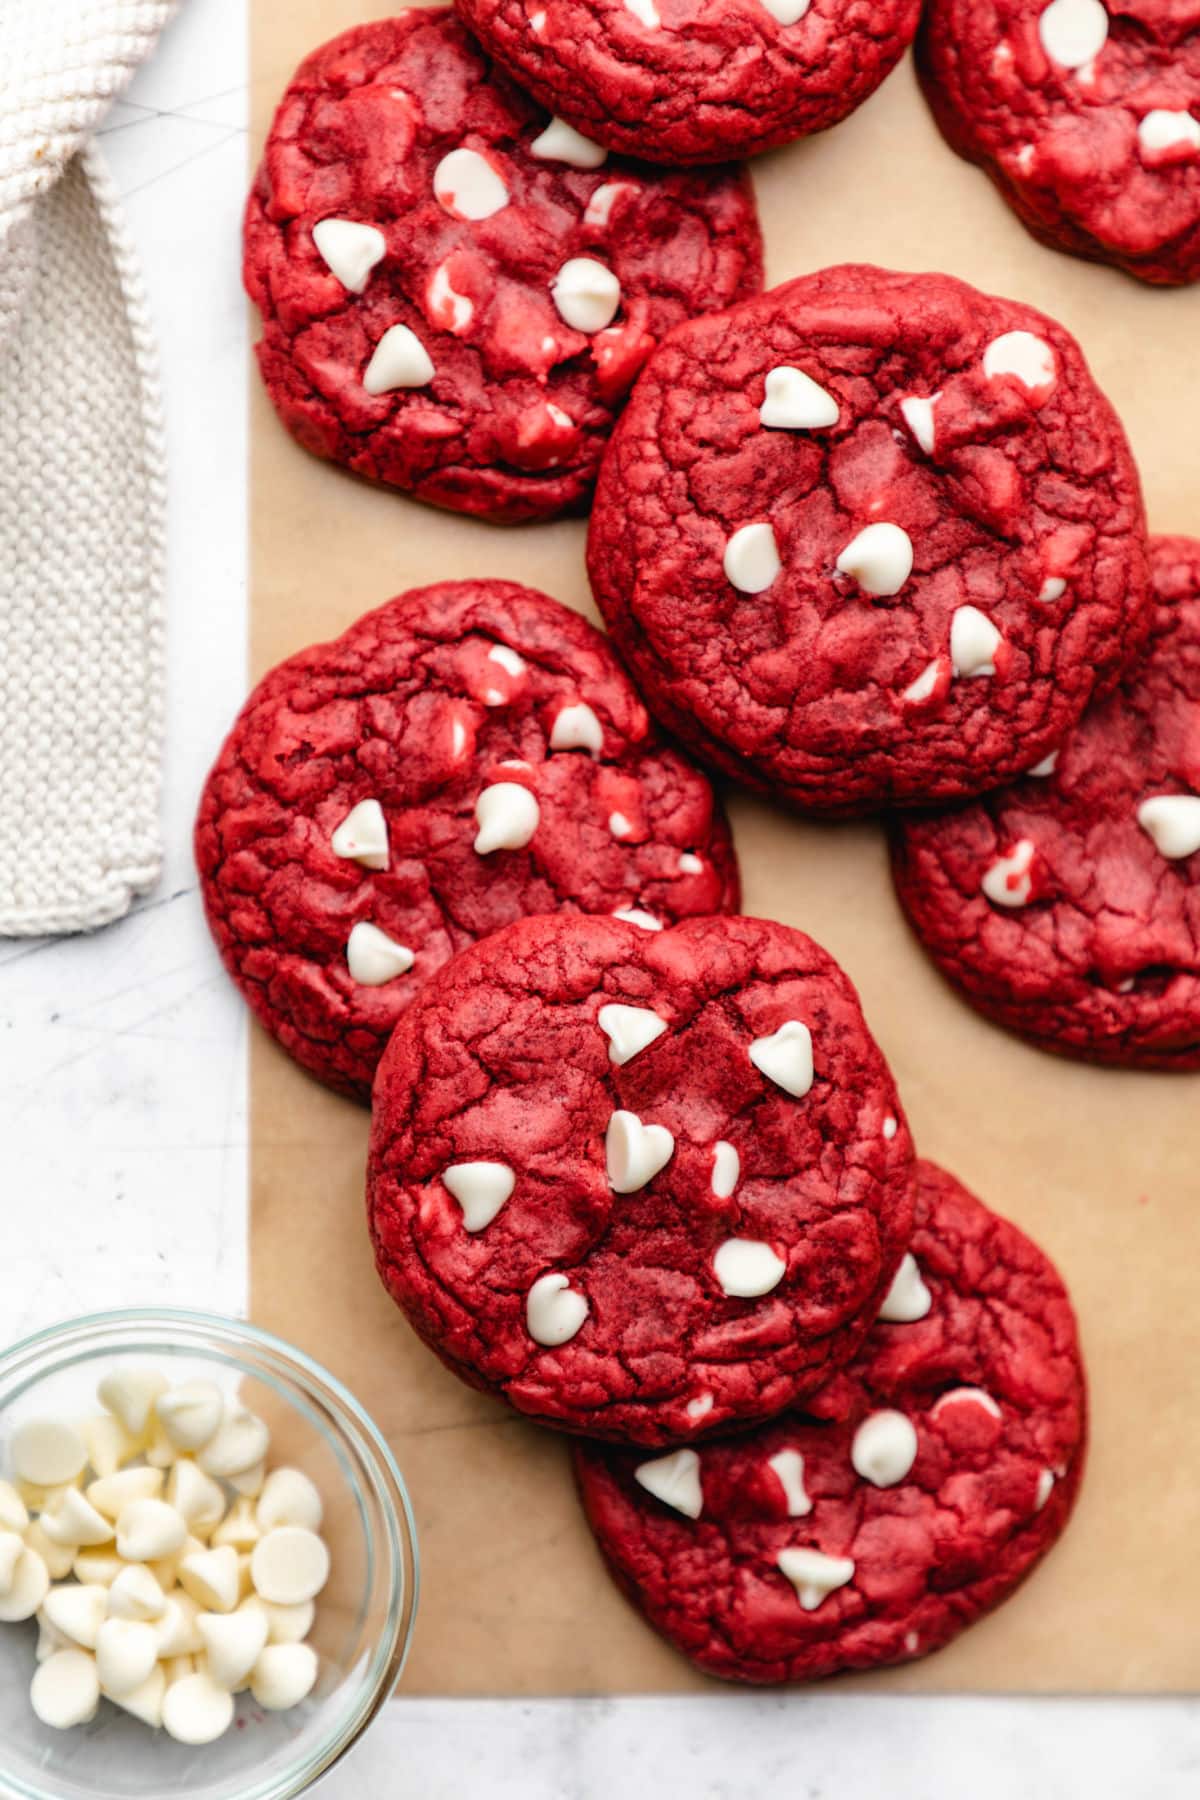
[892,535,1200,1067]
[587,263,1150,815]
[454,0,921,165]
[919,0,1200,286]
[367,912,914,1444]
[574,1159,1086,1683]
[245,9,762,522]
[195,581,739,1101]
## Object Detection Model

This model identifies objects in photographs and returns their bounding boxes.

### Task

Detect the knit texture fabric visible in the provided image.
[0,2,174,934]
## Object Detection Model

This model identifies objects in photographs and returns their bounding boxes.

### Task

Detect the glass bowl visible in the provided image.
[0,1310,418,1800]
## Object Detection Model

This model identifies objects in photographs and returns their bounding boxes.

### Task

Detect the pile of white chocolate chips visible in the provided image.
[0,1367,330,1742]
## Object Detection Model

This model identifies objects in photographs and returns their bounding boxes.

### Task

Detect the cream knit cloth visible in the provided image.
[0,2,175,934]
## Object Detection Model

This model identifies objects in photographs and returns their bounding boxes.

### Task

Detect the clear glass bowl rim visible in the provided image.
[0,1306,419,1800]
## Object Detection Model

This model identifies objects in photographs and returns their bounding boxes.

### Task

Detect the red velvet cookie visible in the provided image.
[453,0,921,166]
[245,10,762,523]
[368,912,915,1444]
[574,1158,1086,1683]
[588,264,1150,815]
[892,536,1200,1068]
[195,581,739,1100]
[919,1,1200,287]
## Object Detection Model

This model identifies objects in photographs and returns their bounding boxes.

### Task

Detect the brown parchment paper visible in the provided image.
[248,0,1200,1694]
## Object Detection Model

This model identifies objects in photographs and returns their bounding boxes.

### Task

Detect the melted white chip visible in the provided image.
[1035,1469,1056,1511]
[526,1273,589,1346]
[609,811,632,838]
[983,331,1056,393]
[1029,749,1059,776]
[713,1239,786,1298]
[311,217,385,293]
[597,1003,668,1065]
[883,1116,898,1140]
[634,1450,702,1518]
[724,522,781,594]
[899,394,938,455]
[759,365,839,430]
[487,643,526,679]
[878,1253,931,1323]
[851,1410,919,1488]
[1039,576,1067,602]
[767,1449,812,1517]
[776,1546,854,1611]
[433,147,509,219]
[606,1110,675,1191]
[443,1162,515,1232]
[711,1140,740,1199]
[363,323,434,394]
[1038,0,1108,70]
[748,1019,813,1097]
[950,605,1002,678]
[757,0,811,21]
[346,922,414,985]
[530,117,608,168]
[686,1393,713,1421]
[1138,795,1200,860]
[624,0,661,23]
[982,837,1037,907]
[331,798,389,870]
[552,257,621,333]
[583,180,634,228]
[613,907,662,930]
[1138,109,1200,158]
[836,522,914,597]
[679,852,703,874]
[474,783,540,854]
[428,259,474,333]
[551,701,604,753]
[31,1649,100,1729]
[903,659,943,705]
[932,1386,1002,1421]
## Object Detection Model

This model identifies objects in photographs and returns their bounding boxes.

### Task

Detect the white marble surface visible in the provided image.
[0,1,1193,1792]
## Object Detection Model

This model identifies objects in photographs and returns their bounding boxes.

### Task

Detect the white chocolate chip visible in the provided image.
[0,1546,49,1621]
[1138,109,1200,159]
[116,1499,187,1564]
[246,1594,315,1645]
[613,907,662,930]
[878,1253,932,1323]
[474,781,540,854]
[1035,1469,1056,1510]
[107,1565,166,1623]
[433,147,509,219]
[31,1648,100,1729]
[1029,749,1059,776]
[1137,795,1200,860]
[686,1393,713,1421]
[198,1406,271,1481]
[679,852,703,874]
[713,1239,786,1298]
[83,1414,139,1481]
[982,837,1037,907]
[96,1617,159,1697]
[724,521,781,594]
[331,798,389,870]
[42,1582,108,1648]
[530,117,608,168]
[883,1115,898,1140]
[634,1450,702,1519]
[39,1488,114,1548]
[11,1419,87,1488]
[251,1527,330,1606]
[932,1386,1002,1420]
[155,1593,204,1659]
[311,217,386,293]
[0,1480,29,1534]
[836,522,913,597]
[525,1274,590,1347]
[624,0,661,23]
[363,323,435,394]
[950,605,1002,678]
[167,1460,227,1537]
[256,1469,324,1536]
[757,0,812,21]
[428,259,474,332]
[551,257,621,333]
[768,1449,812,1517]
[98,1367,169,1439]
[0,1530,22,1593]
[530,10,547,29]
[904,1629,920,1654]
[609,811,632,838]
[179,1544,242,1614]
[983,331,1056,393]
[154,1380,224,1454]
[212,1497,262,1553]
[605,1109,675,1192]
[597,1003,668,1065]
[759,365,839,430]
[851,1410,918,1487]
[162,1670,235,1745]
[347,921,414,985]
[1038,0,1108,70]
[1039,577,1067,602]
[197,1606,270,1691]
[250,1642,319,1711]
[551,701,604,753]
[229,1460,267,1499]
[582,180,634,227]
[711,1140,740,1199]
[899,394,939,455]
[70,1548,122,1586]
[86,1466,163,1520]
[442,1162,515,1232]
[903,659,943,705]
[749,1019,813,1097]
[776,1546,855,1611]
[113,1664,166,1729]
